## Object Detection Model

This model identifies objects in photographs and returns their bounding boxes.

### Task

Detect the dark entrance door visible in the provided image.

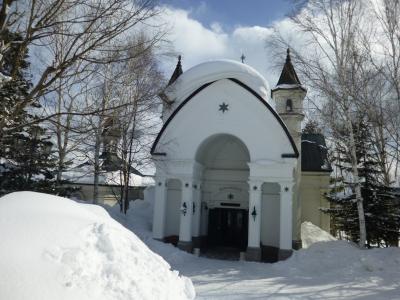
[207,208,248,250]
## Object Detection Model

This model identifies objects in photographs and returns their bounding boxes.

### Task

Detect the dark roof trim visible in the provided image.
[65,182,146,188]
[152,152,166,156]
[151,78,299,158]
[151,81,216,154]
[302,169,332,173]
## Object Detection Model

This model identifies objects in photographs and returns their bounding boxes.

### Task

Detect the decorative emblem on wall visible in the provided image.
[219,102,229,113]
[251,206,257,221]
[228,193,234,200]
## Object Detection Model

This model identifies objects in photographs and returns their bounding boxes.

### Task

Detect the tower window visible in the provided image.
[286,99,293,112]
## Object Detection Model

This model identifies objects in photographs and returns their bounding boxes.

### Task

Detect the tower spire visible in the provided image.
[167,55,183,86]
[276,48,301,86]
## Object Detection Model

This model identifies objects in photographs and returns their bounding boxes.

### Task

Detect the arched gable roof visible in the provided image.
[151,78,299,158]
[164,60,274,109]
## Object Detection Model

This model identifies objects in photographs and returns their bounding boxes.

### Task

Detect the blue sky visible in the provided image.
[160,0,293,30]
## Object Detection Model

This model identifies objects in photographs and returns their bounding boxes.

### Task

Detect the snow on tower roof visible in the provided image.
[272,49,306,92]
[166,59,274,108]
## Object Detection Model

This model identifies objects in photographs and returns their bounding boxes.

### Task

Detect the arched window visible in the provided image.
[286,99,293,112]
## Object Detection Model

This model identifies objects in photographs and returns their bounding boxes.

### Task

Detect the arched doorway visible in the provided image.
[195,134,250,255]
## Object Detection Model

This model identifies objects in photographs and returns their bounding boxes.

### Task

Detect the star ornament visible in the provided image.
[219,102,229,113]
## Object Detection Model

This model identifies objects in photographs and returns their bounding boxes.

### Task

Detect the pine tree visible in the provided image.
[0,29,72,196]
[303,119,322,134]
[326,116,400,247]
[0,125,59,194]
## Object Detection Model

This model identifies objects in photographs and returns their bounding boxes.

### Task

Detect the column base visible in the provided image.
[292,239,302,250]
[246,247,262,261]
[278,249,293,261]
[177,241,193,253]
[192,236,202,248]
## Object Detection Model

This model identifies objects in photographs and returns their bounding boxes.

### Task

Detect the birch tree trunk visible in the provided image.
[346,115,367,247]
[93,126,101,204]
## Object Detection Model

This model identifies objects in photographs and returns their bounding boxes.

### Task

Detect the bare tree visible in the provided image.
[114,36,164,213]
[87,34,164,211]
[270,0,376,247]
[371,0,400,182]
[0,0,165,133]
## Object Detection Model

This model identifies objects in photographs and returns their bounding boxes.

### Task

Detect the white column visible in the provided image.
[191,182,201,238]
[178,180,194,243]
[247,180,263,248]
[152,177,167,240]
[279,182,294,250]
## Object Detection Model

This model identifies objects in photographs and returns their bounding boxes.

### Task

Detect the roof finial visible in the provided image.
[286,48,291,61]
[167,55,183,86]
[240,53,246,64]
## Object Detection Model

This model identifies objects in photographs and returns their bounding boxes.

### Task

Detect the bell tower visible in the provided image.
[271,49,306,151]
[271,49,306,250]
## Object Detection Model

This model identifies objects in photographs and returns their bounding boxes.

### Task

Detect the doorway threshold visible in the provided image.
[200,246,244,261]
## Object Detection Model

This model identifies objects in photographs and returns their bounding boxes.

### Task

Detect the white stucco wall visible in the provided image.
[261,183,280,247]
[154,79,295,163]
[165,179,181,236]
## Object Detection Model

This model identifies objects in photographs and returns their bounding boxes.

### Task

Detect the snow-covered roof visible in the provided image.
[274,83,304,90]
[166,59,274,108]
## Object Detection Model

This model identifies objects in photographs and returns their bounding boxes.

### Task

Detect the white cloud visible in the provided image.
[160,7,228,67]
[159,6,299,87]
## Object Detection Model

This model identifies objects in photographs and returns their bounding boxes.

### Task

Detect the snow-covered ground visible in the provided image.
[0,192,194,300]
[1,192,399,299]
[107,198,400,300]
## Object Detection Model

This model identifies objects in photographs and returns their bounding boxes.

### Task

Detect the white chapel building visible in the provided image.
[149,50,331,262]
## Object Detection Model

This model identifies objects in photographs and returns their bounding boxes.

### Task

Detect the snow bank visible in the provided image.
[277,240,400,279]
[105,199,194,266]
[108,200,400,299]
[0,192,195,300]
[301,221,336,248]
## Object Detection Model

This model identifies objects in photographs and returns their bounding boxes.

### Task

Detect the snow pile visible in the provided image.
[106,198,194,266]
[278,240,400,279]
[301,221,336,248]
[0,192,195,300]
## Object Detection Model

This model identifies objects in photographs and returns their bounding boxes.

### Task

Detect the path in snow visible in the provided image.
[106,200,400,300]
